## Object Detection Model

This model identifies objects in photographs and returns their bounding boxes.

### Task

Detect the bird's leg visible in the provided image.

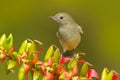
[62,49,75,57]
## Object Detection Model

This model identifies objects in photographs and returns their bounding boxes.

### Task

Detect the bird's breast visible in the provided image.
[58,25,81,42]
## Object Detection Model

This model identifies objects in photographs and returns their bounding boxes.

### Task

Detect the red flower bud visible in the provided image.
[0,53,6,62]
[35,48,42,53]
[87,69,99,80]
[46,72,54,80]
[31,54,39,65]
[59,57,72,64]
[112,74,118,80]
[72,65,78,76]
[79,60,86,64]
[54,65,65,74]
[7,47,15,56]
[47,57,53,66]
[24,64,30,73]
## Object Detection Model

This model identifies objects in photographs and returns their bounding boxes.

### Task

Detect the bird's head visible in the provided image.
[49,12,75,25]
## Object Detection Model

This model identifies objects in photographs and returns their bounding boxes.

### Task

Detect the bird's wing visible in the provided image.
[56,32,59,38]
[77,25,83,34]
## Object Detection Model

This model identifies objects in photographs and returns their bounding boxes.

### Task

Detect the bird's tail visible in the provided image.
[62,49,74,57]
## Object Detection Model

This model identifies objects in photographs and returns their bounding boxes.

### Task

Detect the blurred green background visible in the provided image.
[0,0,120,79]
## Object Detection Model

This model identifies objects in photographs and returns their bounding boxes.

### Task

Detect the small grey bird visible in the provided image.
[50,12,83,57]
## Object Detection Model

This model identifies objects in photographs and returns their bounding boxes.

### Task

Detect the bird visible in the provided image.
[49,12,83,57]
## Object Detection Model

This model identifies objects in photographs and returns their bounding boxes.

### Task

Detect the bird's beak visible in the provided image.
[49,16,53,19]
[49,16,56,21]
[49,16,54,19]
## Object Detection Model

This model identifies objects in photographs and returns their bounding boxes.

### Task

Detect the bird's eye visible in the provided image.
[60,16,63,19]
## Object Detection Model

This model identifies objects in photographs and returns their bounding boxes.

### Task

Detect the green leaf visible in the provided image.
[80,62,88,77]
[26,43,32,51]
[44,45,54,61]
[4,34,13,51]
[52,63,58,70]
[18,40,28,55]
[18,64,25,80]
[33,70,40,80]
[12,52,18,60]
[68,59,77,70]
[42,76,46,80]
[106,70,114,80]
[53,48,60,63]
[29,42,36,53]
[80,77,88,80]
[0,34,6,46]
[59,72,65,79]
[100,68,108,80]
[7,59,17,70]
[28,42,36,59]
